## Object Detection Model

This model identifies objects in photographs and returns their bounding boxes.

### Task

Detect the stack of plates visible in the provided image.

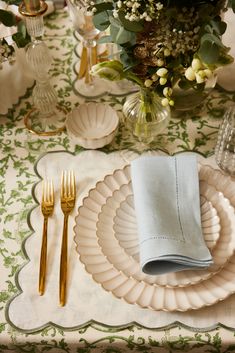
[74,164,235,311]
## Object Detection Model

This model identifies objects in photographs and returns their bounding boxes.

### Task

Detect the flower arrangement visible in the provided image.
[0,0,30,68]
[89,0,235,106]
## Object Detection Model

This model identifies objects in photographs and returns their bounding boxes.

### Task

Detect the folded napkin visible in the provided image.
[131,154,213,275]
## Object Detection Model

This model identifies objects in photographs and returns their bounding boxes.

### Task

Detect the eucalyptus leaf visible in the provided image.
[204,24,213,33]
[118,11,143,32]
[110,23,121,42]
[110,23,135,45]
[120,50,138,70]
[201,33,224,47]
[109,16,121,28]
[0,9,16,27]
[210,19,227,35]
[12,31,30,48]
[94,2,113,13]
[93,12,110,31]
[198,41,220,64]
[17,20,27,38]
[216,52,234,66]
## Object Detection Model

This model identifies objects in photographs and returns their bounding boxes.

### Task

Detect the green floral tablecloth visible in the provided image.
[1,9,235,352]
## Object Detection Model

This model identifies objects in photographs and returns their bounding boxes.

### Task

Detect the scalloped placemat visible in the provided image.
[7,150,235,332]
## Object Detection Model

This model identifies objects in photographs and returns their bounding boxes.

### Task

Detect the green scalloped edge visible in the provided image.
[5,149,235,335]
[0,82,34,119]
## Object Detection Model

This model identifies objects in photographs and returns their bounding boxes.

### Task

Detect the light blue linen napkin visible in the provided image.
[131,154,213,275]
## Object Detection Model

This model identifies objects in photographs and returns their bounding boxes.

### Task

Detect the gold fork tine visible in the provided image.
[61,171,64,198]
[39,179,54,295]
[59,170,76,306]
[50,181,54,203]
[42,180,46,201]
[71,171,75,197]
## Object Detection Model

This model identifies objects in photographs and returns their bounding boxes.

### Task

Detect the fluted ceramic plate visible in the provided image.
[97,181,234,288]
[74,164,235,311]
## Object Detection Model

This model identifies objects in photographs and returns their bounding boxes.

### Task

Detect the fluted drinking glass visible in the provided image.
[20,2,66,136]
[66,0,106,97]
[215,106,235,176]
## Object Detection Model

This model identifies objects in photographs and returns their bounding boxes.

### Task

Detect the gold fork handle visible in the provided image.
[39,217,48,295]
[59,214,68,306]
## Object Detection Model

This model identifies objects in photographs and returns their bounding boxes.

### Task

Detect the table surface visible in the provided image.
[1,8,235,352]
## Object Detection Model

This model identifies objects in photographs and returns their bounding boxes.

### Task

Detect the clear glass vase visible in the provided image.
[123,88,170,143]
[172,73,217,115]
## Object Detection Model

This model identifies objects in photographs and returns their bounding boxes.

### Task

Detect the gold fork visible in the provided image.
[59,170,76,306]
[39,180,54,295]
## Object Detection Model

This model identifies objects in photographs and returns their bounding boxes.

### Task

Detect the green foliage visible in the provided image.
[109,18,136,45]
[93,11,110,31]
[118,11,144,32]
[210,18,227,35]
[228,0,235,12]
[198,31,234,65]
[90,0,235,101]
[119,49,138,70]
[0,4,30,49]
[12,32,30,48]
[0,9,16,26]
[1,0,21,5]
[201,33,224,48]
[198,16,233,66]
[92,0,142,46]
[94,2,113,12]
[199,40,220,64]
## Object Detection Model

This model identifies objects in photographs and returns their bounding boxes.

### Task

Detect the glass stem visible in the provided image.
[25,15,58,118]
[84,39,96,85]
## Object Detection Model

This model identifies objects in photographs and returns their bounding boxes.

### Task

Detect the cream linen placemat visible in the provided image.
[7,150,235,331]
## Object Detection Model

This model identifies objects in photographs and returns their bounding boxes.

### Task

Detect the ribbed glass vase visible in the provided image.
[123,88,170,143]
